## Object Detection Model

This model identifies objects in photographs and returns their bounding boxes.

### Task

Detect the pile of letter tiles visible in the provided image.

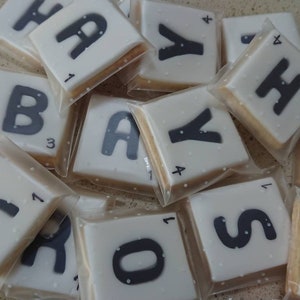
[0,0,299,299]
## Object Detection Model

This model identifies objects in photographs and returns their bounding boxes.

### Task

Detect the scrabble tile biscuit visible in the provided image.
[0,135,77,288]
[3,212,79,299]
[222,12,300,63]
[128,0,219,92]
[214,24,300,161]
[130,86,249,205]
[0,69,76,174]
[29,0,149,111]
[72,94,154,194]
[73,209,198,300]
[0,0,73,71]
[3,190,110,300]
[185,177,290,294]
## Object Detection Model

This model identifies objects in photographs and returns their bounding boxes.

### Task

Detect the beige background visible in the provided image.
[0,0,299,299]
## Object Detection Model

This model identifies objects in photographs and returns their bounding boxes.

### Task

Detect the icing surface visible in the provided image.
[223,28,300,144]
[0,0,73,64]
[134,86,249,189]
[133,0,218,85]
[0,0,297,299]
[72,94,153,190]
[29,0,146,103]
[4,192,107,299]
[0,135,74,280]
[78,212,197,300]
[0,69,70,162]
[222,12,300,63]
[189,177,290,282]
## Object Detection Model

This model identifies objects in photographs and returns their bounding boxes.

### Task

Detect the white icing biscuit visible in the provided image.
[0,69,73,171]
[75,212,197,300]
[0,0,73,69]
[72,94,154,193]
[222,12,300,63]
[0,135,77,288]
[3,190,108,300]
[129,0,218,92]
[130,86,249,205]
[4,212,79,299]
[29,0,149,111]
[188,177,290,291]
[214,25,300,161]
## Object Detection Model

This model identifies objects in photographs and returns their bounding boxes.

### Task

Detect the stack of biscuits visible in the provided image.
[0,0,299,299]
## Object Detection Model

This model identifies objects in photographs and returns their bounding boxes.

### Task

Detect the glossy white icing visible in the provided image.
[76,212,197,300]
[0,135,76,286]
[4,191,107,299]
[72,94,153,191]
[0,69,70,167]
[131,0,218,87]
[220,27,300,145]
[222,12,300,63]
[189,177,290,282]
[131,86,249,203]
[29,0,147,109]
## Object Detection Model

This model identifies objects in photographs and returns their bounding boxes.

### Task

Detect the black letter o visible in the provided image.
[112,238,165,285]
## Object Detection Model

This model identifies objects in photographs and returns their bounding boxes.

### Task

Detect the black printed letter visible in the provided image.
[56,13,107,59]
[0,199,19,217]
[158,24,203,60]
[2,85,48,135]
[113,238,165,284]
[13,0,63,31]
[169,108,222,144]
[214,209,277,249]
[21,214,71,274]
[101,111,140,160]
[255,58,300,115]
[241,33,256,44]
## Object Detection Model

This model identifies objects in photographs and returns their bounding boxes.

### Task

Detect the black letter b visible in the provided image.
[3,85,48,135]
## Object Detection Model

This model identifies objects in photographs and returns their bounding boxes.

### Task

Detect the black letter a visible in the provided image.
[56,13,107,59]
[101,111,140,160]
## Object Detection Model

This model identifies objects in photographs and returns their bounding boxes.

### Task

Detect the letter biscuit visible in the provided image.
[0,0,72,70]
[29,0,149,111]
[129,86,249,205]
[185,177,290,293]
[127,0,218,92]
[214,25,300,162]
[73,210,197,300]
[72,94,154,194]
[0,69,74,173]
